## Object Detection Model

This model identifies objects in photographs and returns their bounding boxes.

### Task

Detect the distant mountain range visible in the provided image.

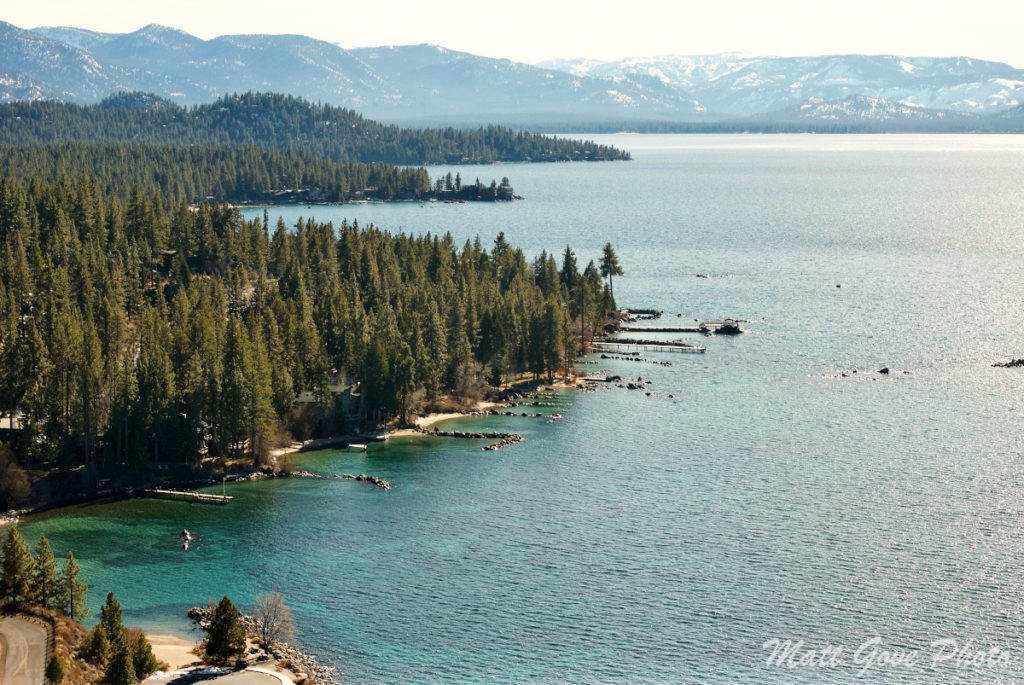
[3,20,1024,131]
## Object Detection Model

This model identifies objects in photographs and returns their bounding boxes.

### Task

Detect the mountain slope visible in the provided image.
[8,22,700,122]
[0,21,211,101]
[3,20,1024,130]
[349,44,703,119]
[543,53,1024,118]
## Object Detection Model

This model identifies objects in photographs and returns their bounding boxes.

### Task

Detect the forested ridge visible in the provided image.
[0,92,630,165]
[0,175,618,506]
[0,142,517,205]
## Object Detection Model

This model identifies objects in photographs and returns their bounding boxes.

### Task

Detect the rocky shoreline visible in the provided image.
[188,606,338,685]
[413,426,525,451]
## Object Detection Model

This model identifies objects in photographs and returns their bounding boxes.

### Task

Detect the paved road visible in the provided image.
[207,671,287,684]
[0,617,47,685]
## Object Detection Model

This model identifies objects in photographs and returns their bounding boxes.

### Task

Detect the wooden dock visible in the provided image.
[620,321,741,333]
[593,341,705,353]
[620,325,704,333]
[144,489,233,504]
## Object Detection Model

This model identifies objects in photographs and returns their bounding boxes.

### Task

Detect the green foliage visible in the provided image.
[103,635,136,685]
[0,92,629,165]
[130,633,160,680]
[81,624,110,664]
[59,551,89,620]
[45,653,66,684]
[0,175,609,467]
[204,596,246,665]
[0,143,513,206]
[31,534,59,610]
[599,243,624,301]
[0,525,34,602]
[100,592,125,644]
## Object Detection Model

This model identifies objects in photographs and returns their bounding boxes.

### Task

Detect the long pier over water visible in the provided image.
[143,489,233,504]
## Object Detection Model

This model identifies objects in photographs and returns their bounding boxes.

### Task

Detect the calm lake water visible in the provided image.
[20,134,1024,682]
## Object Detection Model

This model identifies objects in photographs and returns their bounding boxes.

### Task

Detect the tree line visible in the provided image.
[0,143,518,207]
[0,92,631,165]
[0,174,621,498]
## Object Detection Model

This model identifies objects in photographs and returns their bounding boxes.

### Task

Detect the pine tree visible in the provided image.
[103,634,136,685]
[204,596,246,665]
[599,243,624,301]
[130,633,159,680]
[59,551,89,620]
[45,653,66,684]
[31,534,59,609]
[100,591,125,644]
[560,246,579,293]
[1,526,34,603]
[82,624,110,664]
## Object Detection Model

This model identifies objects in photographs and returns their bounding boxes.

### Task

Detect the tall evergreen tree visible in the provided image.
[131,633,160,680]
[45,653,66,684]
[59,551,89,620]
[103,634,137,685]
[599,242,624,301]
[31,534,59,609]
[100,591,126,645]
[1,525,34,603]
[204,596,246,665]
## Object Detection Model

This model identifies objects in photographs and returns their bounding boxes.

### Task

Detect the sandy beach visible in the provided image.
[388,401,505,437]
[148,634,201,671]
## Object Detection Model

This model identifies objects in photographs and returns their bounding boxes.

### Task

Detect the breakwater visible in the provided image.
[414,427,525,451]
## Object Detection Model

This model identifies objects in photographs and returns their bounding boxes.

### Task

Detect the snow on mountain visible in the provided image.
[545,53,1024,120]
[0,21,210,102]
[31,26,117,51]
[3,20,1024,129]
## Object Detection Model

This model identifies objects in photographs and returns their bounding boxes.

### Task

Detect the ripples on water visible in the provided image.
[21,135,1024,682]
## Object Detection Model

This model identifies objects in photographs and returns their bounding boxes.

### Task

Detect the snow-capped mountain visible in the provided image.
[542,53,1024,120]
[0,21,700,123]
[3,20,1024,130]
[348,44,702,119]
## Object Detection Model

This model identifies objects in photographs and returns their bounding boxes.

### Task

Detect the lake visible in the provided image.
[20,134,1024,683]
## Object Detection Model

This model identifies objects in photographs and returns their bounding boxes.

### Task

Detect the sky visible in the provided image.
[7,0,1024,67]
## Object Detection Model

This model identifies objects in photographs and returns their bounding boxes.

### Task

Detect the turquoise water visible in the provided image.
[20,135,1024,682]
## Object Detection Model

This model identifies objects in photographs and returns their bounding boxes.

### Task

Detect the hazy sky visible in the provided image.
[8,0,1024,67]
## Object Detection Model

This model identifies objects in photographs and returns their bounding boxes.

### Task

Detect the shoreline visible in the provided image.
[388,400,506,438]
[1,380,578,525]
[148,634,200,672]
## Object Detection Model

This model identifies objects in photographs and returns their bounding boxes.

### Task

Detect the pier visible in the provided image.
[143,489,233,504]
[620,321,743,333]
[620,325,704,333]
[593,341,705,353]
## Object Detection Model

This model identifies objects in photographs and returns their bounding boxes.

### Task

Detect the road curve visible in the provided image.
[0,617,47,685]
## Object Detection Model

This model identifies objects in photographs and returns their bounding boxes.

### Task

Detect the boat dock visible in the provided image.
[620,325,704,333]
[593,341,705,353]
[144,489,233,504]
[620,321,742,333]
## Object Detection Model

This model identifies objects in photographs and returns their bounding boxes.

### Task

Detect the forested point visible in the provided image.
[0,143,518,206]
[0,92,631,165]
[0,175,619,507]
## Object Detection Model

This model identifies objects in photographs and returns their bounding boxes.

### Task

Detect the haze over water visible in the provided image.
[21,134,1024,682]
